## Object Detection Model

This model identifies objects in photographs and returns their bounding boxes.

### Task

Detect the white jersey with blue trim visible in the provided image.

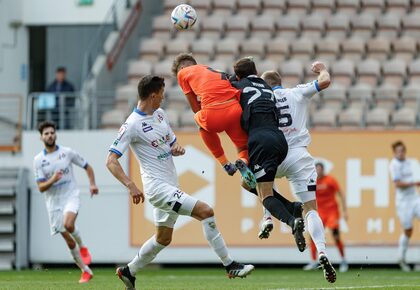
[33,145,87,208]
[109,108,178,194]
[389,158,417,202]
[272,80,321,148]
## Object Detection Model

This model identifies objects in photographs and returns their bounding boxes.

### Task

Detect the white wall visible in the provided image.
[0,0,29,96]
[1,130,419,264]
[22,0,115,25]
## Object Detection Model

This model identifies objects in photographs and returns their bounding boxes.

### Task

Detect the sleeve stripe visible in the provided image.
[170,137,177,147]
[109,148,123,157]
[83,162,89,169]
[36,178,47,182]
[314,80,321,92]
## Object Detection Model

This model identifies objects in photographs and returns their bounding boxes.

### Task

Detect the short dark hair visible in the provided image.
[392,140,406,151]
[38,121,56,135]
[261,71,282,88]
[315,162,324,169]
[171,53,197,76]
[56,67,66,73]
[233,57,257,79]
[137,75,165,101]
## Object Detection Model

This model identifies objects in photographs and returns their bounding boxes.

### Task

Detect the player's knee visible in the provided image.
[64,223,74,233]
[405,229,413,238]
[156,235,172,246]
[200,205,214,219]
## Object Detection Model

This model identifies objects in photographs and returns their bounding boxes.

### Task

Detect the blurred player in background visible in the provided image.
[261,61,336,283]
[33,121,98,283]
[230,57,306,252]
[106,75,254,290]
[389,141,420,272]
[172,53,256,188]
[303,162,348,273]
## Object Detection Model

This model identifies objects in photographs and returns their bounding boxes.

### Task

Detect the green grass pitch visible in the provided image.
[1,267,420,290]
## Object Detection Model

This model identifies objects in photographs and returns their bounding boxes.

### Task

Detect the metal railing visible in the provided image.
[81,0,137,84]
[0,94,22,151]
[26,93,86,130]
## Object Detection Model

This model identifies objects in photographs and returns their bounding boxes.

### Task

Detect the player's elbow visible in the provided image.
[106,155,115,171]
[318,72,331,90]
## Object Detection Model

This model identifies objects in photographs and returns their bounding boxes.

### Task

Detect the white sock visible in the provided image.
[398,234,409,261]
[70,245,91,274]
[70,228,85,248]
[263,207,272,220]
[201,216,233,267]
[128,236,166,276]
[306,210,326,255]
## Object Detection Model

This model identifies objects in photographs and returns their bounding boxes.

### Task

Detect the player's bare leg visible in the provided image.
[63,212,91,265]
[257,182,305,251]
[61,231,93,283]
[303,199,336,283]
[398,228,412,272]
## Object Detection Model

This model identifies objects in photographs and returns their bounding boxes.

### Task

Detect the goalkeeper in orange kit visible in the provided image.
[172,53,256,188]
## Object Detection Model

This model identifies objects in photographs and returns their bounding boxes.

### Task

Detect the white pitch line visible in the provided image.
[269,285,420,290]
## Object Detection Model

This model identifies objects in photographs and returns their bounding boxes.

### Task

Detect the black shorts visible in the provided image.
[248,127,288,183]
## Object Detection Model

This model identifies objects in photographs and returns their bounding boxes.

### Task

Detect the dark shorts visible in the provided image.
[248,127,288,182]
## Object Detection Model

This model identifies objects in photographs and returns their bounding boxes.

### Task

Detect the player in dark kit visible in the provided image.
[230,57,306,251]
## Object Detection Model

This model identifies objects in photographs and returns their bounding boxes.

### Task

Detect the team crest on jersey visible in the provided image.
[142,122,153,133]
[157,113,164,123]
[114,123,128,146]
[58,153,66,160]
[41,160,50,167]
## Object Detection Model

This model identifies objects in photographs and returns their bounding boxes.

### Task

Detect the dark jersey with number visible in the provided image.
[231,76,279,133]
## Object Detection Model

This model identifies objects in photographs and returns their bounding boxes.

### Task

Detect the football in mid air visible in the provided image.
[171,4,197,30]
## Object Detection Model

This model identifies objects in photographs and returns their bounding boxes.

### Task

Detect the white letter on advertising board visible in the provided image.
[346,159,389,207]
[367,218,382,233]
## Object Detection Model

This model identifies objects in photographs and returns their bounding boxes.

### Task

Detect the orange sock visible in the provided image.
[238,149,249,165]
[310,240,317,261]
[199,128,226,165]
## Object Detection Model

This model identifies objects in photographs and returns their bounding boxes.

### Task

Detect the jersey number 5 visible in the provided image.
[277,105,292,127]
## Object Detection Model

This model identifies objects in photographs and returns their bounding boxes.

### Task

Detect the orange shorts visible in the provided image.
[318,209,340,230]
[194,101,248,147]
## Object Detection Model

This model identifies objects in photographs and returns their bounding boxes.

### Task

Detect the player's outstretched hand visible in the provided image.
[171,143,186,156]
[90,184,99,197]
[128,182,144,204]
[311,61,327,74]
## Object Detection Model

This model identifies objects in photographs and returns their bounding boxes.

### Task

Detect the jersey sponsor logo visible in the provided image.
[142,122,153,133]
[157,113,164,123]
[277,97,287,103]
[157,151,172,160]
[41,160,50,167]
[151,134,171,148]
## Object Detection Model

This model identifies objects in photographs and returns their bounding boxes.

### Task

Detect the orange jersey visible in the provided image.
[177,65,240,109]
[316,175,340,213]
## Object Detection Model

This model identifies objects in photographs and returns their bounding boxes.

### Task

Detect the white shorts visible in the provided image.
[146,182,199,228]
[396,196,420,230]
[47,194,80,235]
[275,147,317,203]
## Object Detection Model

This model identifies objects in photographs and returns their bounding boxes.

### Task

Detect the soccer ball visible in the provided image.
[171,4,197,30]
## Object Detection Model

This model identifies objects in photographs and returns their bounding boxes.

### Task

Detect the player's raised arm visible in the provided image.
[311,61,331,90]
[106,152,144,204]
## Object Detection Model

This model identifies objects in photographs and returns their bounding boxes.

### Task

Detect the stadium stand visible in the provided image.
[100,0,420,130]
